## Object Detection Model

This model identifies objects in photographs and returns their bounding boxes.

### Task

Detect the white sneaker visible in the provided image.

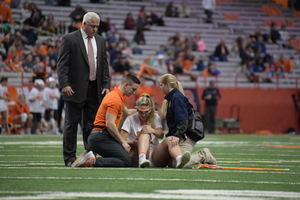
[72,150,88,167]
[19,130,25,135]
[72,151,95,167]
[202,148,217,165]
[176,151,191,168]
[139,159,150,168]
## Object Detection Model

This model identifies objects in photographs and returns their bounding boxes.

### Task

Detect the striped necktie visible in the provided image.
[87,36,96,81]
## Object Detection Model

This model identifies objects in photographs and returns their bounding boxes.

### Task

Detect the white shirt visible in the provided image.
[80,28,97,74]
[28,87,44,113]
[0,84,7,110]
[202,0,216,10]
[121,113,163,153]
[43,87,60,110]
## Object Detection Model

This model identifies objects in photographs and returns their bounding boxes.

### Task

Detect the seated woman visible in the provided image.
[12,94,33,135]
[120,93,164,168]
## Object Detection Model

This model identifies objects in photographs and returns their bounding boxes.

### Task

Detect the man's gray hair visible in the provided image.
[83,12,100,24]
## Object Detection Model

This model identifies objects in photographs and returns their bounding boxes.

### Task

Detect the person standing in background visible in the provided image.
[202,80,221,134]
[57,12,110,167]
[202,0,215,23]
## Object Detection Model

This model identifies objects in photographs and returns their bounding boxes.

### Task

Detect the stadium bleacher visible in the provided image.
[2,0,299,88]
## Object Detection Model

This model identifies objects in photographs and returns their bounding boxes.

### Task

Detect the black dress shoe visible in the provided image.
[65,161,73,167]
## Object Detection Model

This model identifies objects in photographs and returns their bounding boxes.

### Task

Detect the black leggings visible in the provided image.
[88,130,131,167]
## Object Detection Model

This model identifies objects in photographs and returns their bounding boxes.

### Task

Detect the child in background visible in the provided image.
[43,77,60,134]
[0,77,10,134]
[28,79,47,134]
[12,94,33,135]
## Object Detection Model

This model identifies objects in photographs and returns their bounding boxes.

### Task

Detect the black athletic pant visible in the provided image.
[88,130,131,167]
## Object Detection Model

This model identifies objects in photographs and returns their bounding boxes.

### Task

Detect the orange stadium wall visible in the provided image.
[3,85,299,134]
[143,87,298,134]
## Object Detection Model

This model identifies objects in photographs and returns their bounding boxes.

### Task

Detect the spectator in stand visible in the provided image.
[0,43,7,61]
[46,0,58,6]
[22,53,34,72]
[32,62,47,82]
[10,0,20,8]
[68,21,78,33]
[156,45,166,55]
[172,53,184,74]
[177,1,191,18]
[136,76,154,99]
[254,35,266,54]
[57,21,67,36]
[192,56,205,71]
[184,34,197,51]
[117,32,130,47]
[202,0,215,23]
[12,94,33,135]
[245,37,254,56]
[236,37,252,65]
[0,0,14,33]
[47,46,58,62]
[109,41,122,64]
[30,40,46,59]
[274,65,287,78]
[124,12,137,30]
[253,56,267,73]
[97,14,109,36]
[50,58,57,73]
[181,51,195,72]
[150,9,165,26]
[28,79,46,134]
[12,29,28,47]
[165,37,176,54]
[136,14,151,31]
[38,20,49,36]
[250,26,268,43]
[202,80,221,134]
[203,61,220,77]
[174,41,186,59]
[9,55,23,72]
[46,13,58,34]
[24,8,44,28]
[69,5,86,23]
[285,56,294,73]
[0,77,10,134]
[106,18,118,34]
[120,40,133,59]
[133,29,146,45]
[32,56,41,71]
[20,22,37,46]
[278,25,290,42]
[213,37,229,61]
[136,56,157,78]
[54,38,61,54]
[270,23,281,44]
[14,43,24,60]
[112,54,131,74]
[1,32,13,54]
[194,33,206,52]
[153,54,167,74]
[21,1,32,23]
[165,2,177,17]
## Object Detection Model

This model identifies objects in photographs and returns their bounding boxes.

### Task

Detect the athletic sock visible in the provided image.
[139,152,146,162]
[175,154,182,164]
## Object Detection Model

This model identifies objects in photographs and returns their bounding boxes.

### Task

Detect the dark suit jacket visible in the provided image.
[57,29,110,103]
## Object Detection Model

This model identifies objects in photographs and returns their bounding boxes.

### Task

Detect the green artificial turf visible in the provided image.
[0,134,299,199]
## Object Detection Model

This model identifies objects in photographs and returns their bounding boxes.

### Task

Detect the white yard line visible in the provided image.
[0,190,300,200]
[0,176,299,185]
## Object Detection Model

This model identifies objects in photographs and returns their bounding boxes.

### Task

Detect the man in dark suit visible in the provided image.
[57,12,110,167]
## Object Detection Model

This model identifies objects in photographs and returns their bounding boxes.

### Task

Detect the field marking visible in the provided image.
[1,190,300,200]
[263,145,300,148]
[0,166,299,174]
[1,176,299,185]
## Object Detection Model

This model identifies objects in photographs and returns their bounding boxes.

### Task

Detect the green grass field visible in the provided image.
[0,134,300,200]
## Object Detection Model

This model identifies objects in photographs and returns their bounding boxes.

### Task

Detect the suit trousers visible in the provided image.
[88,130,131,167]
[204,106,217,133]
[63,80,99,164]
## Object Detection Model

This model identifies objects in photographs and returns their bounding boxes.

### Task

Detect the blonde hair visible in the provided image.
[136,93,155,128]
[159,74,185,115]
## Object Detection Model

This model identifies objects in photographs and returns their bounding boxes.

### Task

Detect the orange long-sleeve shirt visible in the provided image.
[12,102,30,118]
[0,4,14,24]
